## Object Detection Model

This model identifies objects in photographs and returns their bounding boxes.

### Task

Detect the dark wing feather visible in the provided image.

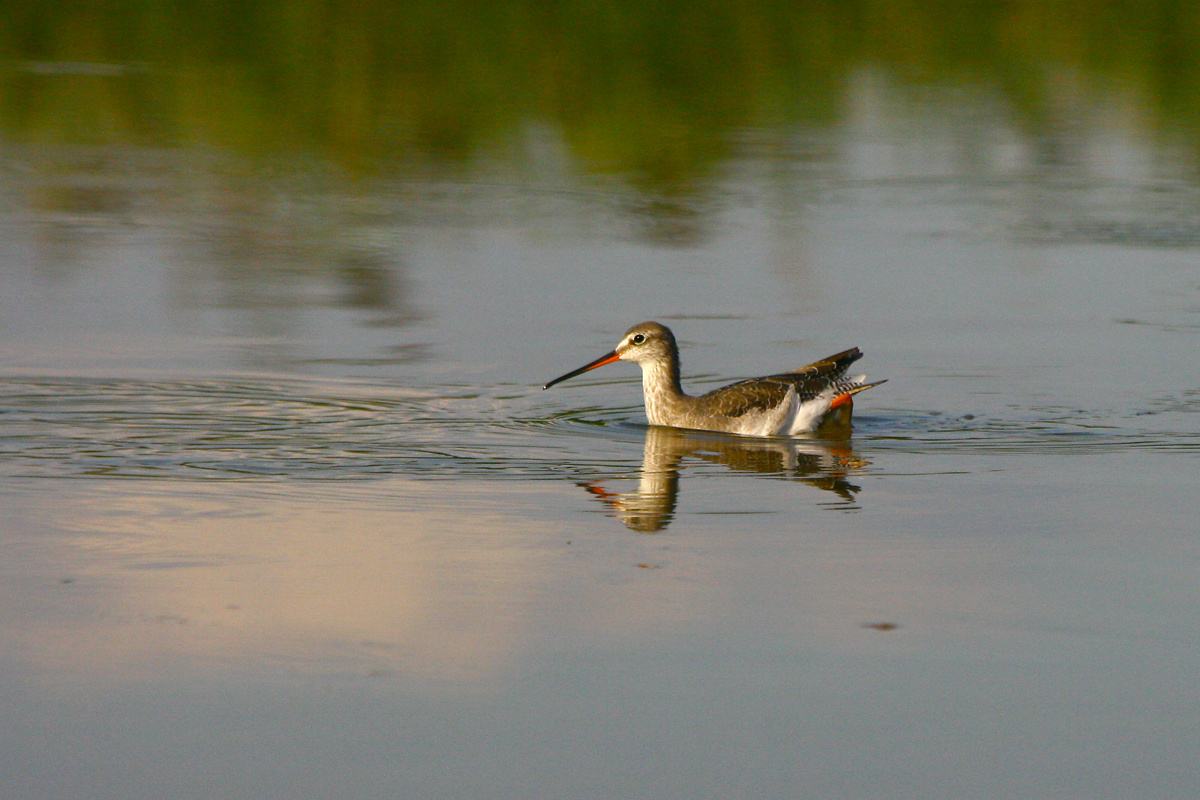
[771,347,863,403]
[782,348,862,382]
[697,349,863,418]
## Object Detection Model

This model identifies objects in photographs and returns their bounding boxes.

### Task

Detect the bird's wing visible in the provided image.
[784,348,863,381]
[696,349,868,418]
[696,377,797,418]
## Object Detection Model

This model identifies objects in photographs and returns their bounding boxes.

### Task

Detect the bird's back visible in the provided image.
[695,348,864,418]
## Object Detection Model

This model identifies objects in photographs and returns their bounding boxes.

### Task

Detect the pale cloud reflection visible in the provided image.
[6,481,588,689]
[4,476,1012,694]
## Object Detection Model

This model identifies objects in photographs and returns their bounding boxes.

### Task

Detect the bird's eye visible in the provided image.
[632,334,646,344]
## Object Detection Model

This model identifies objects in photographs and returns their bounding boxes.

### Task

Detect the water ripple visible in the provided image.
[2,377,1197,482]
[0,377,641,481]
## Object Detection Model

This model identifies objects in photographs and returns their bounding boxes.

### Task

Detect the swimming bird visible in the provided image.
[543,321,884,437]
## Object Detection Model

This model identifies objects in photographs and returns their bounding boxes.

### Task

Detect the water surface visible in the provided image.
[3,5,1200,799]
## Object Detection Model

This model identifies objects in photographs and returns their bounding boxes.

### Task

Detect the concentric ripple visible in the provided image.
[0,376,644,481]
[2,376,1197,483]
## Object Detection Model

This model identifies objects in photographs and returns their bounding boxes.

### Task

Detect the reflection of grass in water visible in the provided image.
[2,0,1199,187]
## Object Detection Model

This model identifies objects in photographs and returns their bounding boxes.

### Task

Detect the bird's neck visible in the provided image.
[640,358,687,425]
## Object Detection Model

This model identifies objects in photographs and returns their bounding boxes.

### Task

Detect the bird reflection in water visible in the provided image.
[580,422,870,532]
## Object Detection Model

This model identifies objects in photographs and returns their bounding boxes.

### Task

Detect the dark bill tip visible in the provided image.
[542,350,621,389]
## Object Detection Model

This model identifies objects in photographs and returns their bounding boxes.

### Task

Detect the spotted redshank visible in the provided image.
[543,321,884,437]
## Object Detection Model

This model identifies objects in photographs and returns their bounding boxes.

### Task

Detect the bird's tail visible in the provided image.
[829,378,887,410]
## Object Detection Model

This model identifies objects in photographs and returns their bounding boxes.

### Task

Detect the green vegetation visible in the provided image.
[2,0,1199,189]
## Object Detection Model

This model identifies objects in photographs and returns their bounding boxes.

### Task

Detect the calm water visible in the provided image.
[4,6,1200,799]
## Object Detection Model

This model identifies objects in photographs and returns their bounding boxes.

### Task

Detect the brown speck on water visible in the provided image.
[366,668,397,679]
[862,622,899,631]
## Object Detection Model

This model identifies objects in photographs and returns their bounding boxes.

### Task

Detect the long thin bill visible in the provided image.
[542,351,621,389]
